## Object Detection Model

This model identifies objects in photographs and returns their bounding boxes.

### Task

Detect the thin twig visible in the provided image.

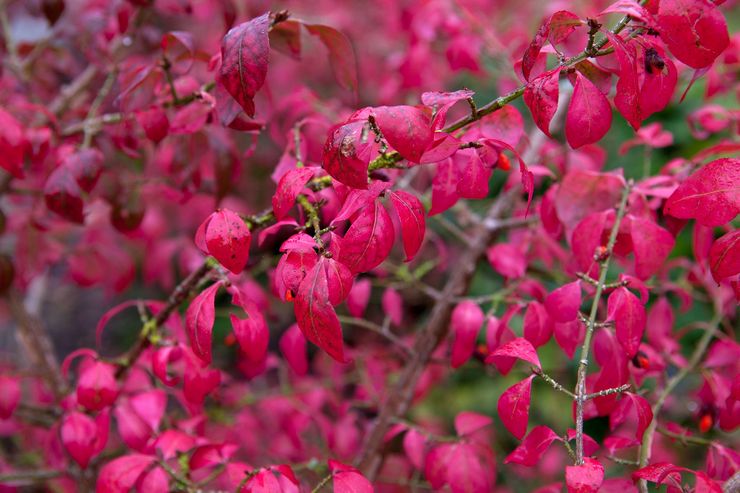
[574,181,632,465]
[532,367,576,399]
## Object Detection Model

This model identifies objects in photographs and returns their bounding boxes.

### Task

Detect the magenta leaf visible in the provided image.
[610,392,653,441]
[545,281,581,323]
[61,411,106,468]
[217,13,270,117]
[272,167,315,220]
[628,215,675,280]
[430,157,461,216]
[381,287,403,326]
[454,411,493,437]
[565,71,612,149]
[373,105,434,163]
[664,158,739,227]
[498,375,534,439]
[0,375,20,419]
[96,454,156,493]
[135,106,169,143]
[555,169,625,236]
[565,457,604,493]
[523,68,561,137]
[607,287,646,359]
[0,108,26,178]
[294,258,345,362]
[521,17,550,81]
[202,209,252,275]
[523,301,553,348]
[487,243,527,279]
[450,301,485,368]
[185,281,222,364]
[656,0,729,69]
[504,425,561,466]
[44,165,85,223]
[325,257,355,306]
[305,24,358,95]
[709,230,740,283]
[279,324,308,375]
[389,190,426,261]
[338,199,394,274]
[486,337,541,373]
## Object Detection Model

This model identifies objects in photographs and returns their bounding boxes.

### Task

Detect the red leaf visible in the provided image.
[272,167,315,220]
[656,0,729,69]
[389,190,426,261]
[523,68,561,137]
[554,319,585,359]
[162,31,195,74]
[566,457,604,493]
[64,148,104,194]
[230,312,268,364]
[454,411,493,436]
[328,461,373,493]
[498,375,534,439]
[450,301,484,368]
[504,426,561,466]
[44,165,84,223]
[322,120,372,189]
[523,301,553,348]
[202,209,252,274]
[486,337,541,372]
[664,158,740,227]
[628,215,675,280]
[218,13,270,117]
[325,257,355,306]
[555,169,625,236]
[269,19,302,59]
[607,287,646,359]
[545,281,581,323]
[0,108,26,178]
[373,106,433,163]
[96,454,155,493]
[305,24,358,95]
[709,230,740,283]
[135,106,169,143]
[338,199,394,274]
[294,258,345,362]
[522,17,550,81]
[565,72,612,149]
[610,392,653,441]
[429,157,461,216]
[62,411,106,469]
[185,281,222,364]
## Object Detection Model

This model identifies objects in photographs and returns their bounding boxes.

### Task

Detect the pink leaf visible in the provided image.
[347,278,371,317]
[0,375,20,419]
[0,108,26,178]
[279,324,308,375]
[545,281,581,323]
[338,199,394,274]
[324,257,355,306]
[77,360,119,411]
[429,157,461,216]
[96,454,155,493]
[328,461,373,493]
[487,243,527,279]
[403,428,426,469]
[504,426,561,466]
[610,392,653,441]
[628,215,675,280]
[185,281,222,364]
[304,24,358,95]
[382,287,403,326]
[565,72,612,149]
[498,375,534,439]
[554,319,585,359]
[425,443,494,493]
[656,0,729,69]
[523,68,561,137]
[664,158,739,227]
[230,312,269,364]
[486,337,541,372]
[450,301,484,368]
[607,287,646,359]
[565,457,604,493]
[523,301,554,348]
[389,190,426,261]
[373,106,433,163]
[272,167,315,220]
[454,411,493,436]
[61,411,106,468]
[709,230,740,283]
[294,258,345,362]
[555,169,625,236]
[217,13,270,117]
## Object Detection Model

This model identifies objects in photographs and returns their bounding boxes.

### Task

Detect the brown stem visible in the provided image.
[7,289,68,400]
[0,469,64,483]
[356,188,518,479]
